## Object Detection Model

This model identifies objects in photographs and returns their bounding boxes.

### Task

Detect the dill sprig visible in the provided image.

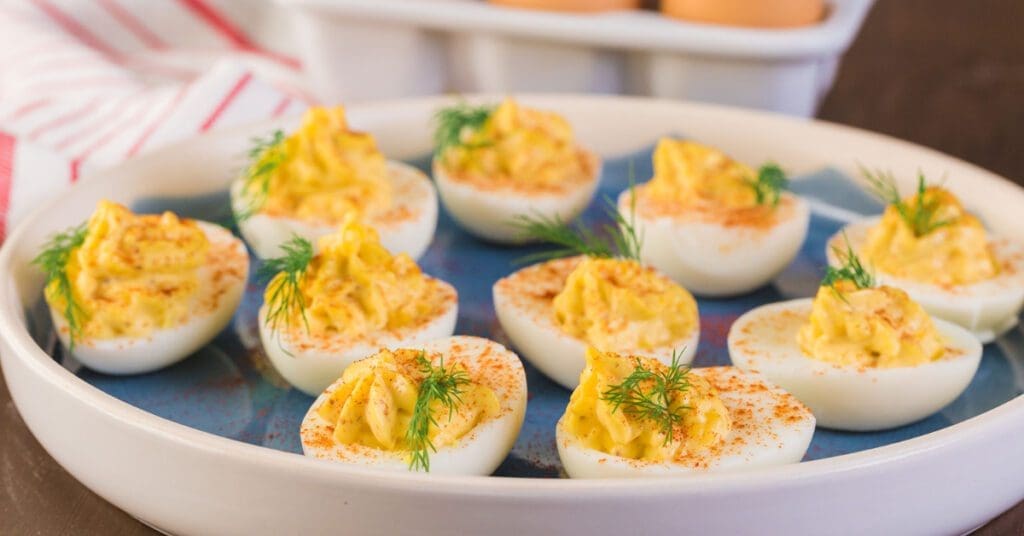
[258,235,314,335]
[513,188,644,264]
[861,168,955,237]
[600,349,691,445]
[406,352,471,472]
[822,233,874,291]
[235,129,286,222]
[433,102,493,156]
[750,163,788,206]
[33,223,88,350]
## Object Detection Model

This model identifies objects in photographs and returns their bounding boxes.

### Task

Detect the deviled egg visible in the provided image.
[728,245,983,431]
[231,106,438,260]
[495,254,699,389]
[432,98,601,243]
[556,348,815,478]
[258,216,457,396]
[300,336,527,475]
[37,200,249,374]
[828,170,1024,342]
[618,139,809,296]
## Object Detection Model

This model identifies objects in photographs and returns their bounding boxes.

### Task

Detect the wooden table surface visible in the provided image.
[2,0,1022,534]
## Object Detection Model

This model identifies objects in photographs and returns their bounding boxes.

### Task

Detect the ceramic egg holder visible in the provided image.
[285,0,874,117]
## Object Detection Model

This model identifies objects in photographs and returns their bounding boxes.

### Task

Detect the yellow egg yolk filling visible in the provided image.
[861,186,998,286]
[316,348,499,453]
[563,348,731,461]
[51,200,209,339]
[639,138,762,210]
[798,281,946,368]
[265,217,446,339]
[552,257,698,352]
[251,106,392,225]
[439,98,592,191]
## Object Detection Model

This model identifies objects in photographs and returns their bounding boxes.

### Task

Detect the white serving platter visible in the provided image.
[1,95,1022,535]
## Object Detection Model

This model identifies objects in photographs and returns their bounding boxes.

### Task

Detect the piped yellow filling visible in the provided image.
[552,257,698,352]
[861,186,998,286]
[316,348,499,452]
[53,200,209,339]
[439,98,590,190]
[798,281,946,368]
[255,106,393,224]
[264,216,446,339]
[641,138,761,210]
[562,348,731,461]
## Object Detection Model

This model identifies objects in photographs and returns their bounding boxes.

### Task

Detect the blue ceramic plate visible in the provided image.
[30,143,1023,479]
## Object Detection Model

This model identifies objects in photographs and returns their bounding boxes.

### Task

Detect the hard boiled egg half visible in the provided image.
[300,336,527,475]
[258,216,457,396]
[494,255,699,389]
[432,98,600,243]
[556,348,815,478]
[827,173,1024,342]
[231,106,437,260]
[728,260,983,431]
[41,200,248,374]
[618,139,809,296]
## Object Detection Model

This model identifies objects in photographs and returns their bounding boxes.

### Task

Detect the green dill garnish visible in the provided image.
[512,185,643,264]
[600,349,691,445]
[235,129,286,222]
[433,102,493,156]
[33,223,88,350]
[750,163,788,206]
[406,352,471,472]
[257,235,314,335]
[822,233,874,291]
[861,168,955,237]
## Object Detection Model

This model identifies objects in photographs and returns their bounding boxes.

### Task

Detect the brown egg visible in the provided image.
[489,0,641,13]
[661,0,825,28]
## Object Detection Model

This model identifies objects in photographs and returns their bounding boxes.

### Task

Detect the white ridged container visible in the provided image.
[282,0,873,116]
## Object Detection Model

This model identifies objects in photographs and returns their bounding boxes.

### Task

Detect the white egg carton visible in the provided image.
[282,0,874,117]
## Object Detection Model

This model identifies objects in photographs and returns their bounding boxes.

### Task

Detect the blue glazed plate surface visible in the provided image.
[32,143,1024,478]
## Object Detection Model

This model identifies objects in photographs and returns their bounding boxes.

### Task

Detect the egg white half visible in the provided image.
[829,219,1024,343]
[51,222,249,375]
[432,153,600,244]
[556,366,815,478]
[300,336,528,475]
[493,257,699,390]
[728,298,983,431]
[619,191,810,297]
[259,279,458,396]
[232,161,438,259]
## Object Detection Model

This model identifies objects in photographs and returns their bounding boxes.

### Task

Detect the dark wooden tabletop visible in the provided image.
[1,0,1022,534]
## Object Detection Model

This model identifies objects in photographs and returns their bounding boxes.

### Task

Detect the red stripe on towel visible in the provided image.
[271,96,292,118]
[0,133,15,239]
[125,83,192,157]
[198,72,251,132]
[97,0,167,49]
[176,0,301,70]
[27,99,100,140]
[31,0,121,60]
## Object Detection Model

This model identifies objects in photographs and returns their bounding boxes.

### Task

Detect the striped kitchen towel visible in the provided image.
[0,0,316,239]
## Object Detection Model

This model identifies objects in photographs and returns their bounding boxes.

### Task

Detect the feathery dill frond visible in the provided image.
[861,167,954,237]
[433,102,493,156]
[235,129,286,222]
[33,223,89,349]
[258,235,314,335]
[406,352,471,472]
[600,349,691,445]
